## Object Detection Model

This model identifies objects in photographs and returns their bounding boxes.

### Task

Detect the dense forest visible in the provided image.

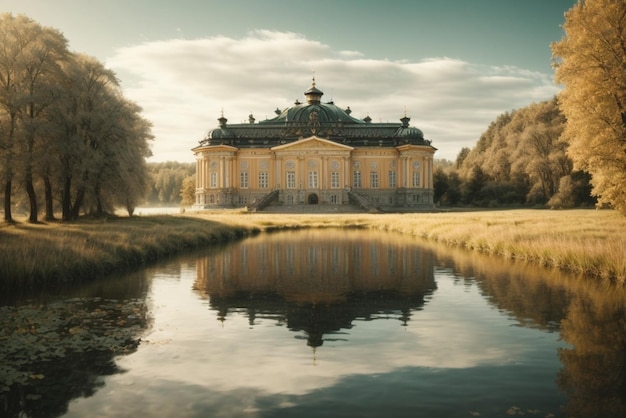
[433,98,596,209]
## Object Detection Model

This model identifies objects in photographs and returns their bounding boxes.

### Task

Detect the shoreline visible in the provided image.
[1,209,625,295]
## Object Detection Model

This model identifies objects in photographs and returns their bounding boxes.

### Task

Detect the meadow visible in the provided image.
[1,209,625,293]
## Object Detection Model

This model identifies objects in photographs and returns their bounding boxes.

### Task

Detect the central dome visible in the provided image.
[259,78,365,125]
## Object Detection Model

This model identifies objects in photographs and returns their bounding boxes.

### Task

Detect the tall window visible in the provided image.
[353,170,361,188]
[370,171,379,188]
[240,171,248,189]
[258,171,269,189]
[330,172,340,188]
[308,171,318,189]
[210,172,217,188]
[388,170,396,188]
[412,171,421,187]
[286,171,296,189]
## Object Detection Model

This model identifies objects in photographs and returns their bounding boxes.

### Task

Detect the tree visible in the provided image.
[455,147,470,169]
[1,15,153,222]
[0,14,31,222]
[180,174,196,207]
[433,166,449,205]
[0,13,69,223]
[46,54,153,220]
[456,98,585,207]
[146,162,195,205]
[552,0,626,213]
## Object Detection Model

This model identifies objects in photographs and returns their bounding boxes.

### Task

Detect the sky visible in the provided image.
[2,0,577,162]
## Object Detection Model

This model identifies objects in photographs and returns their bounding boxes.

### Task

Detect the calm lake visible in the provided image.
[1,228,625,418]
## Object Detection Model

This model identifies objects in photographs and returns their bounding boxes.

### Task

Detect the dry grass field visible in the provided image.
[194,208,626,283]
[1,208,625,293]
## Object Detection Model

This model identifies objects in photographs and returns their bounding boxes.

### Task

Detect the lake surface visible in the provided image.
[1,229,625,418]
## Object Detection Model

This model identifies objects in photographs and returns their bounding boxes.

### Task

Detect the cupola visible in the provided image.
[304,76,324,105]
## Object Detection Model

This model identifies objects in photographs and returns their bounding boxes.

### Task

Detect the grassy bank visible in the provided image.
[1,209,625,293]
[195,209,626,283]
[0,215,256,292]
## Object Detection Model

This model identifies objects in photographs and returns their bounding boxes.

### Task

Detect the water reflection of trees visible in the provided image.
[0,270,151,418]
[557,290,626,418]
[428,242,626,417]
[193,229,437,347]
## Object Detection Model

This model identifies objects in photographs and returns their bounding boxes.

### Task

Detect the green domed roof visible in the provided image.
[260,102,366,125]
[396,126,424,139]
[260,77,365,125]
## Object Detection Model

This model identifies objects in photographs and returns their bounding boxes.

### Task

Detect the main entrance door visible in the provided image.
[307,193,318,204]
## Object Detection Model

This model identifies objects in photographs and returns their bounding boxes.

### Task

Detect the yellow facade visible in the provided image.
[192,80,436,210]
[193,136,435,209]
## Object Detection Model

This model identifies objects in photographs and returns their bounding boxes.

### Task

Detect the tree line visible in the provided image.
[433,97,596,209]
[145,161,194,206]
[0,13,153,222]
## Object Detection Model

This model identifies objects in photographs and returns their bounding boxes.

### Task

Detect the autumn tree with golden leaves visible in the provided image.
[552,0,626,214]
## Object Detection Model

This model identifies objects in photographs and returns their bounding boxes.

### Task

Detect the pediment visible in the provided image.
[272,136,353,152]
[396,143,437,153]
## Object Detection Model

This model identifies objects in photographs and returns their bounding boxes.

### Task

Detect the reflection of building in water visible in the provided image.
[194,230,436,347]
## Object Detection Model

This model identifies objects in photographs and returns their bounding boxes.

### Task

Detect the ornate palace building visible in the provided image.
[192,79,436,211]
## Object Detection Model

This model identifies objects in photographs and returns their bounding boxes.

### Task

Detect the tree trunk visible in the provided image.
[26,178,38,223]
[95,186,104,217]
[44,176,55,221]
[3,180,13,223]
[62,176,73,221]
[72,186,85,220]
[126,197,135,217]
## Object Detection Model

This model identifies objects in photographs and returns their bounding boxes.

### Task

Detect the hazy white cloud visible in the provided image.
[107,30,560,162]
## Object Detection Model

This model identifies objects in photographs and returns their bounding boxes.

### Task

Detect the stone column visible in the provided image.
[403,156,409,187]
[322,156,328,190]
[219,157,225,188]
[344,156,350,188]
[274,156,281,189]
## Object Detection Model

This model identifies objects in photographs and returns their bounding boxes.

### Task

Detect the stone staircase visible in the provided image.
[347,190,381,212]
[247,189,379,213]
[247,190,279,212]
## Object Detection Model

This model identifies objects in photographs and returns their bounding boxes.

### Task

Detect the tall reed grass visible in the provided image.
[198,208,626,284]
[0,215,255,292]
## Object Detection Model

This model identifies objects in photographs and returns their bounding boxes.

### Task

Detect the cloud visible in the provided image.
[106,30,560,162]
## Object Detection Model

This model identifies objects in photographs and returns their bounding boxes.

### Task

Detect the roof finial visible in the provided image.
[312,68,316,87]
